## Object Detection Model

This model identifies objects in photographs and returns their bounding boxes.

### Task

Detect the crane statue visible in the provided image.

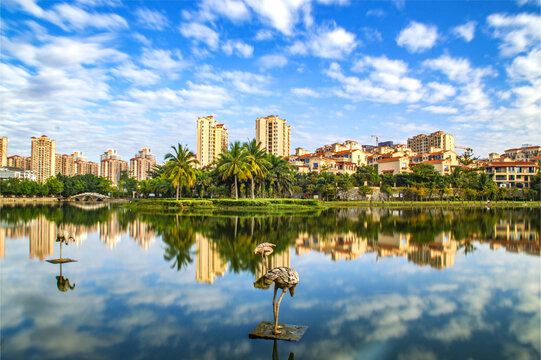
[254,242,276,266]
[263,267,299,335]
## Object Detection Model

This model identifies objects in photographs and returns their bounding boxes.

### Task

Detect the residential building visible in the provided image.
[73,152,99,176]
[482,160,538,188]
[100,149,128,185]
[196,234,228,284]
[31,135,56,183]
[407,131,455,154]
[130,148,157,181]
[7,155,29,170]
[55,154,75,176]
[377,156,411,175]
[196,116,229,168]
[504,145,541,162]
[255,115,291,157]
[0,137,7,167]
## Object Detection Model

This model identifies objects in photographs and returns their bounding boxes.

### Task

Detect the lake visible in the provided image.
[0,204,539,360]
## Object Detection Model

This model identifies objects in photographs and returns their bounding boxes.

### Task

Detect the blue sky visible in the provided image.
[1,0,540,162]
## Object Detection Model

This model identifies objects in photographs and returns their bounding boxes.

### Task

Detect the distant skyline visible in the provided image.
[1,0,540,162]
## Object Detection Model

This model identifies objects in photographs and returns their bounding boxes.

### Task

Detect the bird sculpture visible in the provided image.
[254,242,276,265]
[263,267,299,335]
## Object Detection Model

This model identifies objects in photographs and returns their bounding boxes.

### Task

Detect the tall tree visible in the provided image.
[217,141,250,200]
[163,144,199,201]
[266,154,293,197]
[244,139,270,199]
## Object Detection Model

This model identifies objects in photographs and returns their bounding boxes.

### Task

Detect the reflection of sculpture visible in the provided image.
[264,267,299,335]
[56,264,76,292]
[254,242,276,265]
[272,339,294,360]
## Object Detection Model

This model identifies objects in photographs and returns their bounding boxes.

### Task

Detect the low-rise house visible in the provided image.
[482,160,538,188]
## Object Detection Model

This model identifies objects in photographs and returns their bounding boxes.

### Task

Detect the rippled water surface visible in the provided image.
[1,204,540,360]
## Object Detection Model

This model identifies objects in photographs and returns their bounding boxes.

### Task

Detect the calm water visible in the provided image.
[1,204,540,360]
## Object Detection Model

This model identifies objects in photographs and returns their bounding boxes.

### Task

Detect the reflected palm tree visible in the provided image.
[162,216,196,271]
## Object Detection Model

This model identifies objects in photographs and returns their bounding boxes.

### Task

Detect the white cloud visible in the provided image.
[396,21,438,53]
[244,0,311,35]
[366,9,386,17]
[507,48,541,82]
[254,29,274,41]
[140,48,187,75]
[487,13,541,56]
[259,54,288,69]
[452,21,476,42]
[290,26,357,59]
[111,62,160,86]
[197,0,251,23]
[135,8,169,31]
[222,40,254,58]
[221,71,271,94]
[426,82,456,103]
[292,87,320,97]
[422,105,458,114]
[179,22,220,49]
[10,1,128,31]
[423,54,493,83]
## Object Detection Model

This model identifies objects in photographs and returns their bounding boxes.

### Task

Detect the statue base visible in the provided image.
[249,321,307,341]
[46,259,77,264]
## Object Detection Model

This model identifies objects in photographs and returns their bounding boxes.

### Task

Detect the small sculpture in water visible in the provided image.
[254,242,276,264]
[263,267,299,335]
[56,264,76,292]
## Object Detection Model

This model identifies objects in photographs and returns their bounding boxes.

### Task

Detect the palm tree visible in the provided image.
[163,144,199,201]
[266,154,293,197]
[244,139,270,199]
[217,141,250,200]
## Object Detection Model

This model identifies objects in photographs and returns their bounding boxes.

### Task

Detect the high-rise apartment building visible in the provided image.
[130,148,157,181]
[72,151,99,176]
[55,154,76,176]
[31,135,56,183]
[255,115,291,157]
[0,137,7,167]
[196,116,229,168]
[100,149,128,185]
[407,131,454,154]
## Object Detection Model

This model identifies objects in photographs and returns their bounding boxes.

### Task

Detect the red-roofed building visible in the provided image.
[482,160,538,188]
[504,145,541,162]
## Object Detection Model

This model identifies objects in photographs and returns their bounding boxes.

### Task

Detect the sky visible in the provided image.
[1,0,540,163]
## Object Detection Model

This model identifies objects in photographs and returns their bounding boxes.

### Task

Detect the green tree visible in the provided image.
[266,154,294,197]
[358,185,373,199]
[243,139,269,199]
[45,177,64,196]
[163,144,199,201]
[217,141,250,200]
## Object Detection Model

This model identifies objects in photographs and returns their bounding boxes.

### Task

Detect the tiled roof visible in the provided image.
[484,161,536,166]
[377,157,404,163]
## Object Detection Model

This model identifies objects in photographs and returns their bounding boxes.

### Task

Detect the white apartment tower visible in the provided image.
[255,115,291,157]
[196,116,229,168]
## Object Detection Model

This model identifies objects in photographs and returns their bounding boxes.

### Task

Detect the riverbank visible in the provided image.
[123,198,541,211]
[0,197,60,205]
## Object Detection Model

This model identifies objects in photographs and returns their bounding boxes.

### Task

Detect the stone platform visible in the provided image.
[249,321,307,341]
[46,259,77,264]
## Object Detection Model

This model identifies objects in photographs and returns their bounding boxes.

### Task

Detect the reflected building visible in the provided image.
[407,232,457,269]
[128,219,156,250]
[29,215,56,260]
[196,234,227,284]
[488,219,540,256]
[99,212,122,248]
[295,232,372,261]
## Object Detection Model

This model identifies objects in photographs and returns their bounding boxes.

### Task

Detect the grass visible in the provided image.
[124,198,540,212]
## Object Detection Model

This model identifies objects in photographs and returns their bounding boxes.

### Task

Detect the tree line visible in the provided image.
[1,140,540,201]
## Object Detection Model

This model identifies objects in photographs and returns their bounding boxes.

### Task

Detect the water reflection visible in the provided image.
[1,204,539,359]
[1,205,539,271]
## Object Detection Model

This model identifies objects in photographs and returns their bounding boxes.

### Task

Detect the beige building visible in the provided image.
[407,131,455,154]
[73,152,99,176]
[377,156,411,175]
[504,145,541,162]
[100,149,128,185]
[255,115,291,157]
[0,136,7,167]
[31,135,56,183]
[130,148,157,181]
[7,155,29,170]
[482,160,538,188]
[197,116,229,168]
[55,154,76,176]
[196,234,228,284]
